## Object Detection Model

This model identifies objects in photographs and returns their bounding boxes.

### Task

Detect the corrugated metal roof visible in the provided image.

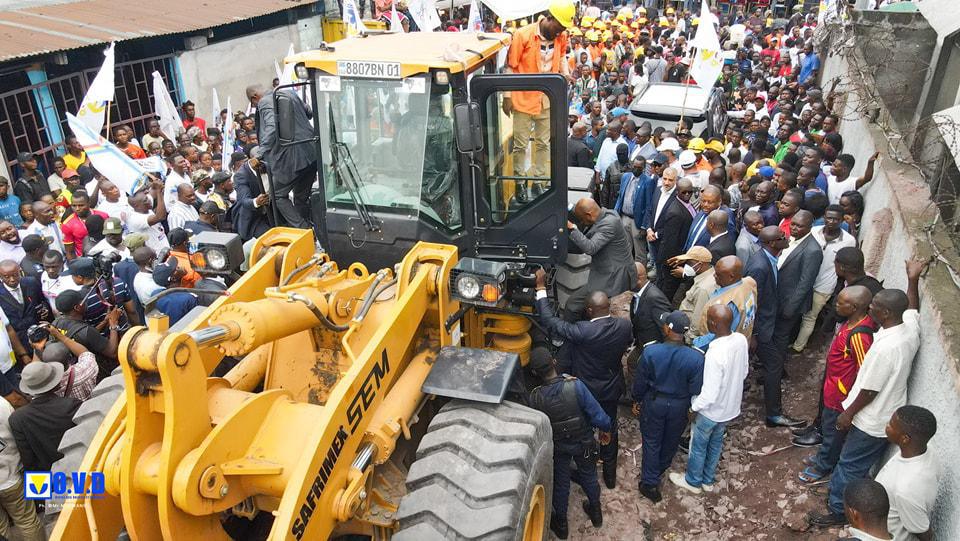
[0,0,312,62]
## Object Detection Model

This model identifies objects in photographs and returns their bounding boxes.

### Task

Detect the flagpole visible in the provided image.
[104,101,112,139]
[677,69,691,132]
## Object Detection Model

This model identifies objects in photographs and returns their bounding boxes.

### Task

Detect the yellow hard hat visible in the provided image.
[659,16,669,27]
[548,0,575,28]
[688,137,706,152]
[581,15,595,26]
[586,30,599,41]
[602,30,613,40]
[569,27,582,36]
[625,31,634,39]
[692,17,700,25]
[638,17,647,24]
[705,140,726,153]
[666,7,675,14]
[593,20,606,30]
[635,6,646,13]
[630,21,639,29]
[635,47,645,58]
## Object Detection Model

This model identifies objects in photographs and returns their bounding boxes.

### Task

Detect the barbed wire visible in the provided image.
[814,6,960,283]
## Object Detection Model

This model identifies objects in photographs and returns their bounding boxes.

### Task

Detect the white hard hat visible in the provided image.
[656,137,681,152]
[679,150,697,168]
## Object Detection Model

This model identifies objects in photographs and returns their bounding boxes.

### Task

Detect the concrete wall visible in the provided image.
[824,47,960,539]
[177,14,324,125]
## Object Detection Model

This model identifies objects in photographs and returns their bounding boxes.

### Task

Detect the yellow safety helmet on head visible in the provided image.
[548,0,576,28]
[569,27,582,36]
[581,15,595,27]
[658,16,669,27]
[585,30,599,41]
[692,17,700,25]
[635,6,646,14]
[593,20,606,31]
[688,137,706,152]
[666,7,675,14]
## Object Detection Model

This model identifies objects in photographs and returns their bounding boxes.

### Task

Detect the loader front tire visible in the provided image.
[394,399,553,541]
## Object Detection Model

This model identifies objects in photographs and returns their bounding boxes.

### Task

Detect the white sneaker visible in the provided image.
[701,483,715,493]
[668,472,701,494]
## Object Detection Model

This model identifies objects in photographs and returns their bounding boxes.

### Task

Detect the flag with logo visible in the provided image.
[343,0,368,35]
[151,71,182,141]
[467,0,483,32]
[688,0,723,92]
[211,88,221,131]
[67,112,150,197]
[75,42,115,133]
[221,96,235,172]
[409,0,441,31]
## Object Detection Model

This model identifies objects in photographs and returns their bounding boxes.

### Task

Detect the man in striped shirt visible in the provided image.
[798,285,876,484]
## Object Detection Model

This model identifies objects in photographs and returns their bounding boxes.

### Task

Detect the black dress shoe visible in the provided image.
[639,483,662,503]
[550,514,569,539]
[807,510,847,527]
[582,499,603,527]
[602,466,617,489]
[792,424,817,437]
[792,430,824,447]
[765,415,807,428]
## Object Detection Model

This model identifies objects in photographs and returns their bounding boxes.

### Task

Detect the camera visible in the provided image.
[27,324,49,343]
[94,251,122,279]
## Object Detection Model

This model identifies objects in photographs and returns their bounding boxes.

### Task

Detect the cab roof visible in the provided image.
[289,32,511,78]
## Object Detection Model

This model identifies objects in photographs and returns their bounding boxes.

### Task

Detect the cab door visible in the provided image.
[465,73,569,265]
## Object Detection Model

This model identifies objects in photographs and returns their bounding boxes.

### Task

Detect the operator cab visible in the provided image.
[281,32,569,275]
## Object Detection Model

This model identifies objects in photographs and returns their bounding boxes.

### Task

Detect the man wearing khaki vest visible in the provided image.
[693,255,758,349]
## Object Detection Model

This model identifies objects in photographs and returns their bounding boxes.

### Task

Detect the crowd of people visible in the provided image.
[0,0,942,539]
[509,1,940,540]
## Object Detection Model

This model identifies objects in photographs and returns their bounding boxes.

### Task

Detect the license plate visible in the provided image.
[336,60,401,79]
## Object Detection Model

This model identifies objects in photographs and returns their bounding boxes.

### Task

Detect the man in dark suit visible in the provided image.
[535,269,633,490]
[257,87,318,229]
[629,262,672,348]
[745,225,803,428]
[645,170,692,301]
[0,259,50,356]
[232,146,274,242]
[706,210,737,264]
[565,198,638,320]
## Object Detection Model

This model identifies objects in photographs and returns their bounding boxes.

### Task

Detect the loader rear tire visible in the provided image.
[45,371,125,520]
[394,400,553,541]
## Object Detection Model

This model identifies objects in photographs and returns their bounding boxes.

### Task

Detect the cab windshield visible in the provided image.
[316,74,462,230]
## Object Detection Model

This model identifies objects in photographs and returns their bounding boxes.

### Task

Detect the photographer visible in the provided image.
[51,289,120,380]
[68,257,140,336]
[27,321,98,401]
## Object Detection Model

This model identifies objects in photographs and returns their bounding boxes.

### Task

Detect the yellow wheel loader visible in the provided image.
[50,31,574,540]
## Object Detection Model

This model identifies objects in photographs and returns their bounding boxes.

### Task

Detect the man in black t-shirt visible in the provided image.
[52,289,119,380]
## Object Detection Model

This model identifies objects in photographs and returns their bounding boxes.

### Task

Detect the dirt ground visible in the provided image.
[554,292,853,541]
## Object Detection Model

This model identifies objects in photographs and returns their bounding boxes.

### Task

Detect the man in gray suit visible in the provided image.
[253,84,318,229]
[736,210,764,266]
[565,198,638,320]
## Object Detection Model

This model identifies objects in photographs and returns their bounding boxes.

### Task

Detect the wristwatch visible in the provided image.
[109,325,121,331]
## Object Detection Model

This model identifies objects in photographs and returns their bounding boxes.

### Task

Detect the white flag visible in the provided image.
[688,1,723,92]
[211,88,221,131]
[75,42,115,133]
[152,71,182,141]
[390,0,403,32]
[67,113,150,197]
[467,0,482,32]
[409,0,441,31]
[343,0,368,35]
[221,96,235,173]
[279,43,297,86]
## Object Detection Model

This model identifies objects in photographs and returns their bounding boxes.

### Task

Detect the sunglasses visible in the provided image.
[679,189,695,194]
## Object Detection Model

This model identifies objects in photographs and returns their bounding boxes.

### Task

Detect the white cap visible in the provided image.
[657,137,681,152]
[679,149,697,168]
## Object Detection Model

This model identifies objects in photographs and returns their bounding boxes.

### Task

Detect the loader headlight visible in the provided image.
[456,275,481,299]
[295,63,309,81]
[205,248,228,271]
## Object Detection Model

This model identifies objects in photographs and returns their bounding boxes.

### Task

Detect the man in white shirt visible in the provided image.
[0,221,24,263]
[163,154,192,208]
[875,406,939,541]
[810,259,925,529]
[792,205,857,352]
[827,152,878,205]
[594,121,627,179]
[87,218,130,259]
[24,201,65,255]
[167,184,199,232]
[124,183,169,253]
[94,180,134,220]
[132,247,161,303]
[40,250,81,315]
[669,304,748,494]
[0,396,44,541]
[842,479,895,541]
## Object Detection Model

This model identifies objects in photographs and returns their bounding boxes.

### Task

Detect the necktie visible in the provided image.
[685,214,707,251]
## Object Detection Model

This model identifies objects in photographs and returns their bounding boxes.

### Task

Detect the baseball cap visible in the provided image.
[611,107,629,117]
[102,217,123,235]
[759,165,776,179]
[657,138,681,152]
[199,200,225,216]
[16,152,36,163]
[658,310,691,333]
[124,233,148,250]
[651,152,669,165]
[211,171,232,186]
[191,170,211,184]
[68,257,96,278]
[674,246,713,263]
[61,168,80,179]
[678,150,697,168]
[55,288,85,314]
[21,234,46,252]
[528,347,555,377]
[152,260,179,288]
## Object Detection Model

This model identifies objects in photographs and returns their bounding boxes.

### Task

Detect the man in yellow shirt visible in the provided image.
[62,135,88,171]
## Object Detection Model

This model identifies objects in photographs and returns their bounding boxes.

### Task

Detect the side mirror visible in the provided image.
[275,91,296,145]
[453,102,483,154]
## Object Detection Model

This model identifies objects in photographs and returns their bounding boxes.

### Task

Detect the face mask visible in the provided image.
[682,264,697,278]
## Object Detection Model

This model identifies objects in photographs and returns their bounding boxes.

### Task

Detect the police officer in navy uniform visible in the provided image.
[632,311,705,503]
[527,347,612,540]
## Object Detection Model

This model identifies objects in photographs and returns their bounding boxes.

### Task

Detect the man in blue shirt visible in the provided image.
[799,43,820,84]
[632,310,704,503]
[0,177,22,227]
[150,260,198,326]
[528,347,611,539]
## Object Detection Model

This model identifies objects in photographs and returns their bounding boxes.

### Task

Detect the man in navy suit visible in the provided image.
[535,269,633,490]
[232,146,274,242]
[645,169,692,301]
[745,226,804,428]
[0,259,50,357]
[615,154,665,263]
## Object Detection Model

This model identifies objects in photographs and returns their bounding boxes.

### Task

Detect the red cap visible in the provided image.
[61,168,79,179]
